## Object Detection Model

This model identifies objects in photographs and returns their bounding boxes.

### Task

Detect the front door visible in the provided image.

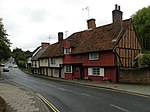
[59,68,61,78]
[80,67,84,80]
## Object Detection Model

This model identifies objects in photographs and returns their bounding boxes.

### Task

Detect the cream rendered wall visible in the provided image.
[49,57,63,67]
[49,57,63,78]
[44,68,47,75]
[27,57,32,64]
[32,61,39,68]
[35,61,39,68]
[61,68,65,78]
[47,68,51,76]
[39,58,49,67]
[32,61,35,67]
[52,68,59,78]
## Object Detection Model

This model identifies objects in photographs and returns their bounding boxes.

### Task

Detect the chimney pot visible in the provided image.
[58,32,63,42]
[112,4,123,40]
[118,6,120,11]
[87,18,96,29]
[112,4,123,23]
[115,4,118,10]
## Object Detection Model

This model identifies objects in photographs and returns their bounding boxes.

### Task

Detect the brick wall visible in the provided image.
[118,69,150,84]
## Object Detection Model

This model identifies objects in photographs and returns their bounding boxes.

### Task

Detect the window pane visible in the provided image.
[92,68,100,76]
[51,58,56,64]
[64,48,71,54]
[76,54,80,58]
[89,53,99,60]
[88,67,104,76]
[65,65,72,73]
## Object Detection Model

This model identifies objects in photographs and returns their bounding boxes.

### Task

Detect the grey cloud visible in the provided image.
[19,7,49,23]
[62,0,82,5]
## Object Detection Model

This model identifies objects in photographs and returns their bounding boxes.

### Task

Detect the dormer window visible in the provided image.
[89,53,99,60]
[64,48,71,54]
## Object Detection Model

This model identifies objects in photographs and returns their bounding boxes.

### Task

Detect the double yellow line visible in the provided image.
[36,93,60,112]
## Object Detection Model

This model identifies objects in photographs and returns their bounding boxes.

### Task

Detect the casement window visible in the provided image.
[36,61,38,67]
[44,59,47,63]
[89,53,99,60]
[41,59,43,63]
[88,67,104,76]
[76,54,81,58]
[64,48,71,54]
[54,69,58,74]
[51,58,56,64]
[65,65,72,73]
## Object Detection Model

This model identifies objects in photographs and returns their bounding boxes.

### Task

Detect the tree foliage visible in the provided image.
[132,6,150,51]
[12,48,32,68]
[0,18,11,62]
[134,51,150,70]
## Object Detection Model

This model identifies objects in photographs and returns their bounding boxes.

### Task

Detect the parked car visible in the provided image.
[3,67,9,72]
[0,64,5,67]
[14,65,18,68]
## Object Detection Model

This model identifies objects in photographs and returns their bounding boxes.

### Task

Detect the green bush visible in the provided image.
[18,60,26,69]
[135,52,150,70]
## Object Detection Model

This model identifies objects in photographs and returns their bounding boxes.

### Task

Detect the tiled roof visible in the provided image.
[39,41,64,58]
[66,19,131,54]
[31,46,48,61]
[39,19,131,58]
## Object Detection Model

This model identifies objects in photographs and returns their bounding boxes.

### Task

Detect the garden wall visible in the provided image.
[118,68,150,84]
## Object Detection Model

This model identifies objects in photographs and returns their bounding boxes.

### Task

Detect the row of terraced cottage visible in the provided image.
[27,5,142,83]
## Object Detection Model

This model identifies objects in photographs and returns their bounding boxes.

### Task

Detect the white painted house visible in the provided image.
[31,42,49,74]
[39,32,64,78]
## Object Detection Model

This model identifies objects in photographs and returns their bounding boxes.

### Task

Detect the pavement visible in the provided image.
[0,80,50,112]
[0,74,150,112]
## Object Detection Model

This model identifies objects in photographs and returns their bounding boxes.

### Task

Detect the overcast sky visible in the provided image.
[0,0,149,51]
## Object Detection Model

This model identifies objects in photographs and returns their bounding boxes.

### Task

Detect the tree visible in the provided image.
[132,6,150,51]
[135,52,150,70]
[12,48,32,68]
[0,18,11,62]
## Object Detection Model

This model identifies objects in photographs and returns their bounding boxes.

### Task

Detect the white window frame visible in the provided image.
[44,59,47,63]
[51,58,56,64]
[65,65,72,73]
[89,53,99,60]
[88,67,104,76]
[41,59,43,63]
[64,48,71,54]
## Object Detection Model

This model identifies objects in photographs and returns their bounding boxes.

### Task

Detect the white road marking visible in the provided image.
[80,93,91,97]
[40,82,57,88]
[64,89,91,97]
[57,87,91,97]
[110,104,130,112]
[57,87,66,91]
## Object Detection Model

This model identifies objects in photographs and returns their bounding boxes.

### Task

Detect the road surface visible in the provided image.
[1,62,150,112]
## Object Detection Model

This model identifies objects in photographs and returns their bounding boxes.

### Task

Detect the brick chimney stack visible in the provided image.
[112,4,123,24]
[112,4,123,41]
[58,32,63,42]
[87,18,96,29]
[41,42,49,48]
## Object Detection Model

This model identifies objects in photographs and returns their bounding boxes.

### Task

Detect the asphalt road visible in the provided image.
[1,63,150,112]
